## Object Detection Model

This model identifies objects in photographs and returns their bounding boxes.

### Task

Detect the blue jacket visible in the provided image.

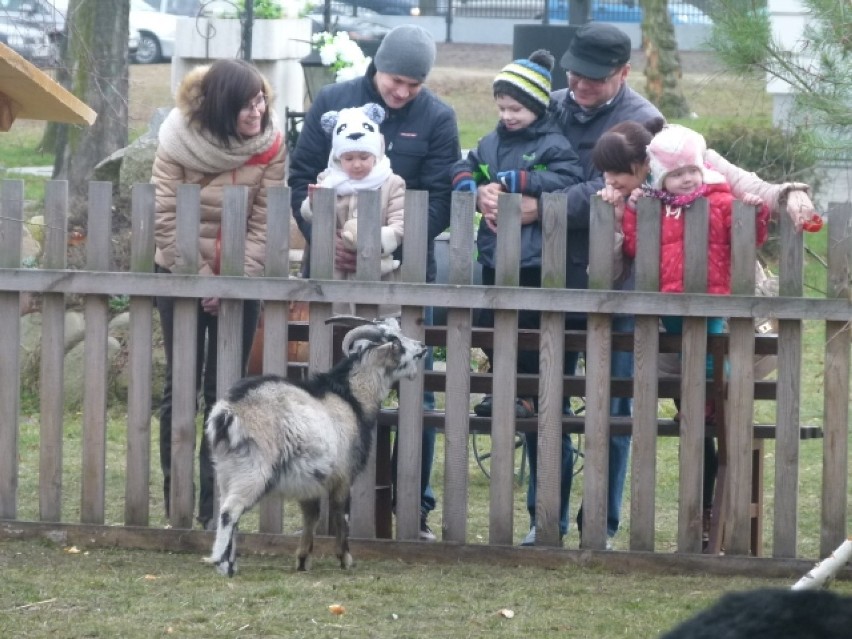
[452,114,583,269]
[288,66,461,280]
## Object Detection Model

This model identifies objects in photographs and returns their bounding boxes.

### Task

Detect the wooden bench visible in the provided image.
[278,322,823,554]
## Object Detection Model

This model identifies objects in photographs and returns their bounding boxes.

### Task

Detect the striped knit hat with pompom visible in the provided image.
[493,49,554,117]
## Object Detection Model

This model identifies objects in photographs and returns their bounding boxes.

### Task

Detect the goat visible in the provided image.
[203,316,427,576]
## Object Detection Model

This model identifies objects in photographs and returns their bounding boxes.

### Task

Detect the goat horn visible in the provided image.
[341,324,383,356]
[325,315,375,328]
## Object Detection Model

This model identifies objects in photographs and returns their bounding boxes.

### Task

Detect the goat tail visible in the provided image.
[205,401,246,451]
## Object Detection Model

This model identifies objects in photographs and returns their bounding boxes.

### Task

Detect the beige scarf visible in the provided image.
[157,107,280,173]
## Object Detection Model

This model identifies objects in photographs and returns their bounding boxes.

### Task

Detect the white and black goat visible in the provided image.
[204,316,426,576]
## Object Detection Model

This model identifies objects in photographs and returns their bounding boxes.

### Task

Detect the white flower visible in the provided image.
[311,31,371,84]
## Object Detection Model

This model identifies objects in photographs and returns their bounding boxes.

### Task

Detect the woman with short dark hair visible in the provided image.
[152,58,286,530]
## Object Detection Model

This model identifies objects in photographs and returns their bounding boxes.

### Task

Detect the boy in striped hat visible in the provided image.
[451,51,583,437]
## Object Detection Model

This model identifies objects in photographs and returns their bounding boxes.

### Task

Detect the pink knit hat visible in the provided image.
[647,124,725,190]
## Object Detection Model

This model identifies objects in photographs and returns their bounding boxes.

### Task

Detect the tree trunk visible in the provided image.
[641,0,691,119]
[58,0,130,229]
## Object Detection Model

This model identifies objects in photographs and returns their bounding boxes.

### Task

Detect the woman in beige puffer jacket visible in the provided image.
[151,59,285,530]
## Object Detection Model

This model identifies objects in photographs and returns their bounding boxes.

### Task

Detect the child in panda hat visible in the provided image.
[301,102,405,281]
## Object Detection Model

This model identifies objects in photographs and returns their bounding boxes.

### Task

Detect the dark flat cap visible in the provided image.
[560,23,631,79]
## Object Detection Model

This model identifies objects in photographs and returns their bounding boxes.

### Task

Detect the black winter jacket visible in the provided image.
[451,114,583,269]
[549,84,662,293]
[288,66,461,281]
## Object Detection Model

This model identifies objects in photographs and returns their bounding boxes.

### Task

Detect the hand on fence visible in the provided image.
[497,170,527,194]
[453,178,477,193]
[334,233,357,273]
[201,297,220,316]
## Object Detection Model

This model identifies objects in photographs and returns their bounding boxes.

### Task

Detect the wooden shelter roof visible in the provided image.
[0,42,96,131]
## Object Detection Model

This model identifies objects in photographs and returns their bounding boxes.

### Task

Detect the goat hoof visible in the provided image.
[297,556,311,572]
[339,553,353,570]
[213,560,235,577]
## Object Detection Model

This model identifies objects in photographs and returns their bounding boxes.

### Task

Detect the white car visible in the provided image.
[130,0,176,64]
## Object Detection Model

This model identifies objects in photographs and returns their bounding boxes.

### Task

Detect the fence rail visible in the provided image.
[0,178,849,568]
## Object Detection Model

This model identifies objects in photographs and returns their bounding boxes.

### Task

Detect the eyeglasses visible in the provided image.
[568,70,618,85]
[240,94,267,114]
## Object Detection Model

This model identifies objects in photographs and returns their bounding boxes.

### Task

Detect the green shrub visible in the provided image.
[235,0,283,19]
[703,123,821,192]
[703,123,821,258]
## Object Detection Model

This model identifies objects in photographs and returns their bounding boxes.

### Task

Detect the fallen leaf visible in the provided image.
[65,546,81,554]
[498,608,515,619]
[390,613,399,620]
[328,604,346,616]
[143,574,157,581]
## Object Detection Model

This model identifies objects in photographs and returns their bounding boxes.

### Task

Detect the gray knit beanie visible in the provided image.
[373,25,436,82]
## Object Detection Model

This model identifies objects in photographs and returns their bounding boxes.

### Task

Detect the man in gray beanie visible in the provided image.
[373,24,436,84]
[289,23,460,543]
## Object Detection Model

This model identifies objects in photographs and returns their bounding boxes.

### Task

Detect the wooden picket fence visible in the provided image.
[0,178,849,574]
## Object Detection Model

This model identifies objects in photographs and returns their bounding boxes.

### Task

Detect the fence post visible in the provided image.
[820,201,851,556]
[535,192,567,548]
[677,196,708,553]
[394,190,430,541]
[441,191,475,543]
[489,192,522,545]
[773,205,805,557]
[631,195,662,551]
[169,184,201,529]
[81,181,113,524]
[39,180,68,522]
[581,195,616,550]
[125,183,155,526]
[349,189,383,539]
[0,179,23,520]
[257,185,291,534]
[725,200,758,555]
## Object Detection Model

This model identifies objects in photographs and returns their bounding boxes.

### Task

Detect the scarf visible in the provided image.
[157,108,281,174]
[319,155,393,196]
[642,183,709,219]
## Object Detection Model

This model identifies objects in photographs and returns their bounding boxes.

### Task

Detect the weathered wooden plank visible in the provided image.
[773,210,804,557]
[212,186,250,528]
[39,180,67,522]
[1,269,848,320]
[580,196,616,550]
[257,185,290,534]
[489,193,521,545]
[348,189,383,539]
[81,182,112,524]
[125,184,155,526]
[677,197,707,553]
[441,191,476,543]
[631,195,661,552]
[535,192,567,548]
[0,180,23,519]
[307,186,337,535]
[216,185,249,390]
[821,202,851,556]
[394,190,429,541]
[170,185,201,529]
[725,201,758,555]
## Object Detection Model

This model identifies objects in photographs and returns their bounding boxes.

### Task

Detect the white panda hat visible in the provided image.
[321,103,386,161]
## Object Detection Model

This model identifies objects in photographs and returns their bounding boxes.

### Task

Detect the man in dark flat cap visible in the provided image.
[478,22,663,548]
